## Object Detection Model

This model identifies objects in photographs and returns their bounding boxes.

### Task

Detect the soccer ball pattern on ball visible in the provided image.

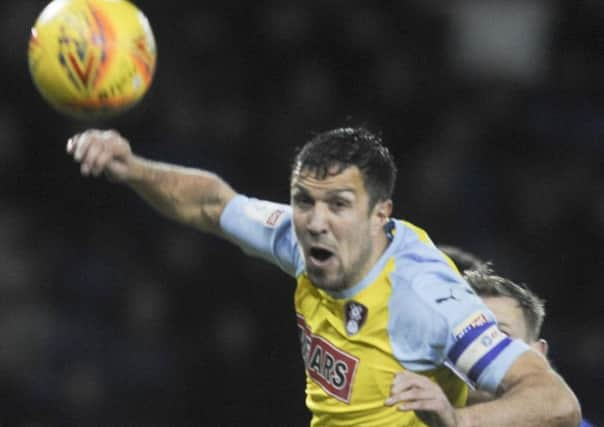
[28,0,157,119]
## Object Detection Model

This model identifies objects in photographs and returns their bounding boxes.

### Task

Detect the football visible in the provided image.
[28,0,157,119]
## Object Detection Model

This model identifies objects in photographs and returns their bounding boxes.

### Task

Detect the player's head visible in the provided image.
[290,127,396,291]
[464,269,548,355]
[437,244,489,273]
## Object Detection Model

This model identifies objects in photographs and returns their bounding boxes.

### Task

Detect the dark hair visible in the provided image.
[437,245,489,274]
[464,269,546,342]
[291,127,397,209]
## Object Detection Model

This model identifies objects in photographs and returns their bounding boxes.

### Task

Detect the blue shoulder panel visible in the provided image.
[219,195,303,277]
[387,220,529,393]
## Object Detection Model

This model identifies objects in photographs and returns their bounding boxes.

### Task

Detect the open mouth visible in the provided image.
[309,246,335,264]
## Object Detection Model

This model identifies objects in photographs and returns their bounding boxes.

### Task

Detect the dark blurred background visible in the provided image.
[1,0,603,425]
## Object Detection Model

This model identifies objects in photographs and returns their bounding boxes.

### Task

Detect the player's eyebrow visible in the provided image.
[291,183,356,195]
[291,184,310,195]
[293,187,357,203]
[325,188,356,197]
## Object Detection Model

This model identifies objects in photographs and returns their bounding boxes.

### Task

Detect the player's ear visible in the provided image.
[531,338,549,357]
[371,199,392,228]
[371,199,392,233]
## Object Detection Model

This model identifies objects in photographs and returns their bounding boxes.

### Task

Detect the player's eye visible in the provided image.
[293,194,313,209]
[329,198,350,210]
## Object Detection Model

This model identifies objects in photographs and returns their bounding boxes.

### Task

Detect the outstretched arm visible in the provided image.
[386,351,581,427]
[66,129,237,236]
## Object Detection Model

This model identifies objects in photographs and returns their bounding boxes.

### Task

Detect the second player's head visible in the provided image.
[437,244,488,274]
[464,269,548,355]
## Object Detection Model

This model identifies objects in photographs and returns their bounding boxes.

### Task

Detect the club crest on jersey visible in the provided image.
[344,301,367,336]
[297,314,359,403]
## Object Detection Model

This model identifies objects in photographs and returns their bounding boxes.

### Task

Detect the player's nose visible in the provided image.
[306,203,329,236]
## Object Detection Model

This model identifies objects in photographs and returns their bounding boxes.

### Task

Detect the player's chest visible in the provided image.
[295,283,401,403]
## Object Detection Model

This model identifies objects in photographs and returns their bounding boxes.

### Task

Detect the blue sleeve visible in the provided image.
[388,246,529,393]
[219,194,303,277]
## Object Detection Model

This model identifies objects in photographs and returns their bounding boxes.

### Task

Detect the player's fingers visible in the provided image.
[67,134,81,157]
[67,131,88,154]
[396,387,437,403]
[80,140,103,176]
[385,385,414,406]
[76,129,111,159]
[387,374,444,405]
[389,382,411,398]
[390,373,428,395]
[73,132,96,162]
[386,386,433,406]
[90,149,113,177]
[101,129,120,141]
[68,132,88,155]
[66,136,75,153]
[397,399,437,411]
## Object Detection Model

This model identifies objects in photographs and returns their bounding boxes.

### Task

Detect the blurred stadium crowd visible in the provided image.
[0,0,602,425]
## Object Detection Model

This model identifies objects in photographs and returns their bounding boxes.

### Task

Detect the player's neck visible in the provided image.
[348,230,391,289]
[372,231,391,267]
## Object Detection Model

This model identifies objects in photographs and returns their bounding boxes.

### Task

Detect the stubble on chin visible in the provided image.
[308,270,347,292]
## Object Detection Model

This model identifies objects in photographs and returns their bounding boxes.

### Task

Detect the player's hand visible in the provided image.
[66,129,133,182]
[385,370,461,427]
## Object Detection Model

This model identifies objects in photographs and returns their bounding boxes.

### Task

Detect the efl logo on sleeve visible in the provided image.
[244,200,287,228]
[266,209,284,226]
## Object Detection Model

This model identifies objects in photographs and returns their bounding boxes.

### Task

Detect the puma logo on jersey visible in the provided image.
[297,314,359,403]
[435,285,474,304]
[435,288,460,304]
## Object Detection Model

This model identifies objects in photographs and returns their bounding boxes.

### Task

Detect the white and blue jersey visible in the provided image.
[220,195,530,426]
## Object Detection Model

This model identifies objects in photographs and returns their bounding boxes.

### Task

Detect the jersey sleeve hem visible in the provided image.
[219,194,248,233]
[476,339,530,393]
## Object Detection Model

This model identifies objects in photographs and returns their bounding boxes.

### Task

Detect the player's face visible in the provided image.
[290,166,391,291]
